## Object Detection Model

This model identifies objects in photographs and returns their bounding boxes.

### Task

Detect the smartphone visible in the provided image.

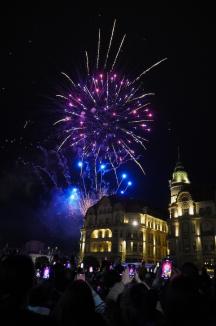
[36,269,41,278]
[89,266,93,273]
[161,259,172,279]
[129,265,135,277]
[43,266,50,279]
[65,261,71,269]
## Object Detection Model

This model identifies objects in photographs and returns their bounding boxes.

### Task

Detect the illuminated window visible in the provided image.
[91,230,98,238]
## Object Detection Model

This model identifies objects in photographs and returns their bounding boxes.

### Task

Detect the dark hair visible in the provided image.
[120,283,155,326]
[55,280,95,325]
[0,254,35,296]
[0,255,35,312]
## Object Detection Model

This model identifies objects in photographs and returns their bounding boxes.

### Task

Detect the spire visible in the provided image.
[174,145,184,172]
[177,145,180,162]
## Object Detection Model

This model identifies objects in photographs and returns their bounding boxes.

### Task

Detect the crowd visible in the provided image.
[0,254,215,326]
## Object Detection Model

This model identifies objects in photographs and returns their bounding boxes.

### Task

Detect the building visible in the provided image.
[168,160,216,267]
[80,196,168,264]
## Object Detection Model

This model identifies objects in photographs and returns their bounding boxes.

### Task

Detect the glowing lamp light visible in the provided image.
[128,181,132,186]
[78,161,83,168]
[132,220,138,226]
[70,194,75,200]
[72,188,77,192]
[120,191,124,194]
[122,173,127,179]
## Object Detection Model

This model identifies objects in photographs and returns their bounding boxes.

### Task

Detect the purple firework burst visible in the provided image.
[54,20,167,176]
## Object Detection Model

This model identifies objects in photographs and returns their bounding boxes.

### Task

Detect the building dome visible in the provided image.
[172,161,190,184]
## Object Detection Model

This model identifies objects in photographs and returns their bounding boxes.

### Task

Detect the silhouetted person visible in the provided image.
[119,282,164,326]
[0,254,52,325]
[53,279,106,325]
[162,274,214,326]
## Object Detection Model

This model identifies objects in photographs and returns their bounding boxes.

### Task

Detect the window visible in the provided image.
[193,241,196,251]
[206,207,212,215]
[113,230,118,238]
[192,223,196,233]
[148,233,153,243]
[182,222,189,233]
[171,209,175,218]
[133,243,137,252]
[183,239,190,253]
[133,232,138,240]
[182,208,189,216]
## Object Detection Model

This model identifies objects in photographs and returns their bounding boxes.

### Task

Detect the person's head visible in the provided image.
[162,274,203,325]
[181,262,199,279]
[138,266,147,281]
[103,269,121,289]
[0,254,35,310]
[181,262,199,290]
[120,283,154,326]
[55,280,95,325]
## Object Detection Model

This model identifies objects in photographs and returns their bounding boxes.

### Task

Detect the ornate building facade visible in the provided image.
[168,161,216,267]
[80,196,168,264]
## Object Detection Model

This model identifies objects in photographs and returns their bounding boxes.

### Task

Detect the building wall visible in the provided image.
[80,197,168,264]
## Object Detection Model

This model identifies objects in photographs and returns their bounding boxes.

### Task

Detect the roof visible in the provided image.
[88,195,167,220]
[174,161,186,172]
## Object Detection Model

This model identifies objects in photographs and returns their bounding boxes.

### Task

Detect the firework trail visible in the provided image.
[18,147,132,216]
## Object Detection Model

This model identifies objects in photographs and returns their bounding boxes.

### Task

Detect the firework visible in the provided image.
[54,21,167,182]
[20,147,133,216]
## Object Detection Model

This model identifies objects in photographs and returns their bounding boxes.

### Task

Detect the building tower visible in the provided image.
[168,154,216,268]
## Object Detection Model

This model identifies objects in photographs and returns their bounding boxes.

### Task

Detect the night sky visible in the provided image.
[0,5,215,249]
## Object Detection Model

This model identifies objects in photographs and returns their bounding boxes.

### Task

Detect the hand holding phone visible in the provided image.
[76,273,86,281]
[122,267,133,285]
